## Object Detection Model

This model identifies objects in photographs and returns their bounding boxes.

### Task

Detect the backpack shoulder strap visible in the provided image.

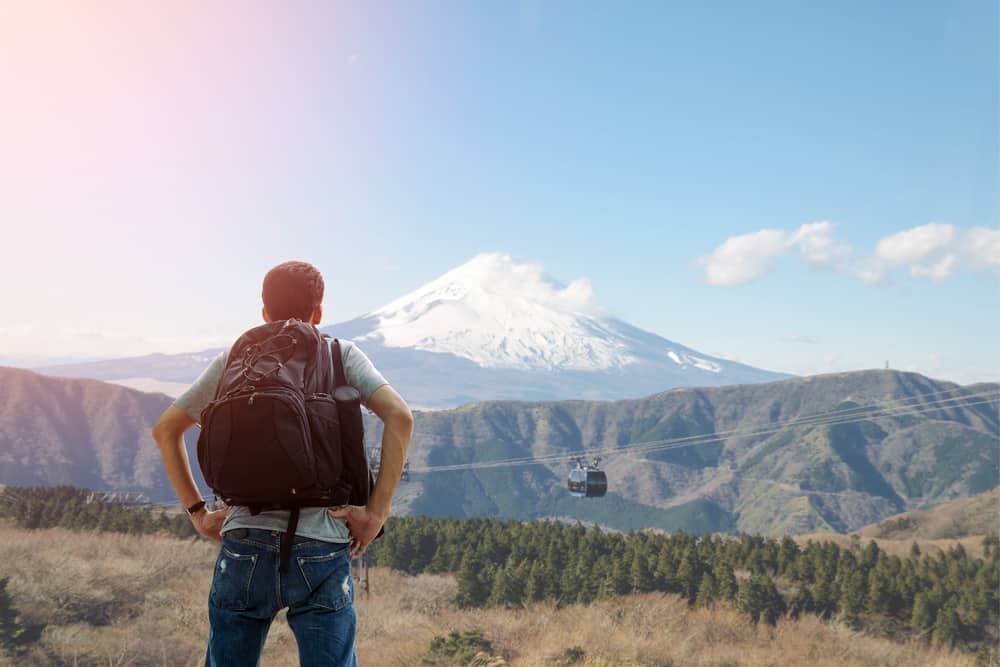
[329,338,348,388]
[310,327,333,393]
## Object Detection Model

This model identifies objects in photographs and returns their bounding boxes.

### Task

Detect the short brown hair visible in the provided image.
[262,261,325,321]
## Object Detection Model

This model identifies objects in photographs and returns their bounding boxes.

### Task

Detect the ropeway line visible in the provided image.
[408,388,999,474]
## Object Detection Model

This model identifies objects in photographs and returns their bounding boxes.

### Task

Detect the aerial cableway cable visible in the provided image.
[416,390,997,473]
[413,386,997,472]
[408,387,999,474]
[577,392,998,462]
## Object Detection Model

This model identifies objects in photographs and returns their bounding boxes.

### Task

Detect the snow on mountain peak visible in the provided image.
[360,253,634,371]
[378,253,599,316]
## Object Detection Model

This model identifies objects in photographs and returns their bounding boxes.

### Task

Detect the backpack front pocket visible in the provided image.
[199,388,317,504]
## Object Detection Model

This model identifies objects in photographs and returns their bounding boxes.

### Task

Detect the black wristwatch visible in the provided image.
[185,500,207,516]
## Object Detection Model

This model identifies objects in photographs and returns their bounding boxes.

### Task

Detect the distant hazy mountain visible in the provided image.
[38,253,788,407]
[40,350,222,390]
[8,365,992,536]
[0,367,205,497]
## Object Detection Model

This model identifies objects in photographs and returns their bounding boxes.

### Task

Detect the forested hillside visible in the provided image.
[0,486,195,538]
[368,516,999,654]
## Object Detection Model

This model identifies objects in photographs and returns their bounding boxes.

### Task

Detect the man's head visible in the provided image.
[262,261,325,324]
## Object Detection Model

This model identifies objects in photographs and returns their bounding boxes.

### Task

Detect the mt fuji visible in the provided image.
[38,254,789,407]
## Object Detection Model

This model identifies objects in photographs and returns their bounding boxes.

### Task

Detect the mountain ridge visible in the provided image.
[5,365,995,535]
[372,368,998,534]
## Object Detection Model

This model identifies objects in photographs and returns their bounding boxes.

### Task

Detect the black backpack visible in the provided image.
[196,318,375,570]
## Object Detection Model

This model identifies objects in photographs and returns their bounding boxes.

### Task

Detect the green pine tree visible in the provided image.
[676,548,701,602]
[910,591,936,639]
[694,572,716,608]
[0,577,25,655]
[524,560,547,603]
[865,566,891,615]
[487,564,524,608]
[630,553,654,594]
[456,553,491,608]
[931,599,960,648]
[714,562,738,601]
[610,558,631,597]
[839,569,866,629]
[788,583,814,619]
[737,574,786,626]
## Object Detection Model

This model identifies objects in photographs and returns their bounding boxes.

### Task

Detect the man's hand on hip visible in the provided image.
[328,505,386,559]
[192,507,229,543]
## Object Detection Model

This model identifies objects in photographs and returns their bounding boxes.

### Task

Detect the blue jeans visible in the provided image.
[205,529,357,667]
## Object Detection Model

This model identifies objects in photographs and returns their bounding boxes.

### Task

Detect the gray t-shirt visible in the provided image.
[174,337,388,543]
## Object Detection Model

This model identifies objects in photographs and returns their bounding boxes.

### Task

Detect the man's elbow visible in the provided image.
[151,418,172,448]
[152,410,185,448]
[386,403,414,434]
[392,405,414,432]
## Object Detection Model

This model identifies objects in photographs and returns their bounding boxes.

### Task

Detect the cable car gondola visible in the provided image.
[567,457,607,498]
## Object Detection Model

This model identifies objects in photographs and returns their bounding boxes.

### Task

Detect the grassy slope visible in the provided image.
[856,487,1000,541]
[797,487,999,560]
[0,526,978,667]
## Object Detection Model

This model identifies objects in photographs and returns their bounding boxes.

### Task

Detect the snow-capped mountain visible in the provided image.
[342,253,727,373]
[37,253,789,406]
[359,253,640,371]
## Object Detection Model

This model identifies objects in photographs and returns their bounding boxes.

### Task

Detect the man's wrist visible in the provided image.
[185,499,207,515]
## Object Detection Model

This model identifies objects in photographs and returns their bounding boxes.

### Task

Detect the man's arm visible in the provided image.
[151,405,228,541]
[329,384,413,558]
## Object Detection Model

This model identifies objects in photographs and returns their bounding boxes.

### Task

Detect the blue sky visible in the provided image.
[1,1,996,382]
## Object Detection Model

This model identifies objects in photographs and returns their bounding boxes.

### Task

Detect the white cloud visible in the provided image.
[697,229,792,286]
[910,253,957,281]
[699,222,998,285]
[961,227,1000,270]
[793,221,851,268]
[500,259,599,314]
[558,277,597,313]
[698,221,851,286]
[783,335,822,344]
[852,257,890,285]
[875,223,955,264]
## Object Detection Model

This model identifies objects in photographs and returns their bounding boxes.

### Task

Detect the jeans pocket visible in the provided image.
[296,545,353,612]
[210,545,259,611]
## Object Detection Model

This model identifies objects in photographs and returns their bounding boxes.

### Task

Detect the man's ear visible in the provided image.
[311,305,323,325]
[262,307,272,323]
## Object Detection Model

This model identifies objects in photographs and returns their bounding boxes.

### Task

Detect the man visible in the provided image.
[152,260,413,666]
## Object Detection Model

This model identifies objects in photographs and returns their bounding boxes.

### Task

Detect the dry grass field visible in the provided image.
[856,489,1000,542]
[797,487,999,561]
[794,531,990,560]
[0,525,983,666]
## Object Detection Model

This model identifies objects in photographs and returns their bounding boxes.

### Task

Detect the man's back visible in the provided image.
[174,335,388,543]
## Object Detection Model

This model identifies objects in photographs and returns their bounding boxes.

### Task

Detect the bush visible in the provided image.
[423,629,494,666]
[548,646,586,665]
[0,576,42,657]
